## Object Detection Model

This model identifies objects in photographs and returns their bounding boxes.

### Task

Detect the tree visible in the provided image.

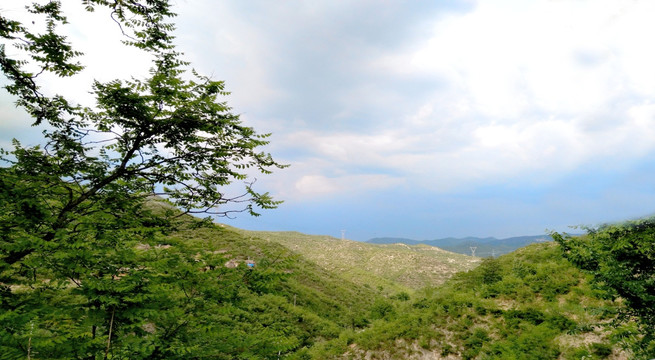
[553,220,655,357]
[0,1,285,272]
[0,1,285,358]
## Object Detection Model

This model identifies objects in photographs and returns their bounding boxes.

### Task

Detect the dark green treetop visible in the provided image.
[554,220,655,357]
[0,0,286,265]
[0,1,287,358]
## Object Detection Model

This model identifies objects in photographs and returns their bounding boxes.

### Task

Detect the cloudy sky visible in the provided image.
[3,0,655,241]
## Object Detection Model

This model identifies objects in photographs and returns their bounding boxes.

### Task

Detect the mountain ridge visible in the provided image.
[227,227,481,292]
[367,234,553,257]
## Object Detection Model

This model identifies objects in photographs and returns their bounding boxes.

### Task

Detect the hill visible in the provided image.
[228,228,481,293]
[368,234,553,257]
[310,242,633,359]
[4,206,645,359]
[0,209,385,359]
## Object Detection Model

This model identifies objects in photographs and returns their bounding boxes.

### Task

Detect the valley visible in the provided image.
[0,206,643,359]
[367,235,554,258]
[229,227,480,292]
[220,224,634,359]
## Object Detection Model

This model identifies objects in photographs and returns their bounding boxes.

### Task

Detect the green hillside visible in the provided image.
[3,2,652,358]
[228,228,480,293]
[2,209,648,359]
[310,242,634,359]
[0,211,384,359]
[368,235,553,257]
[3,198,650,359]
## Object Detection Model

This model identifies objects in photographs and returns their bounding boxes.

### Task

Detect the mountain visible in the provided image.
[7,202,638,359]
[6,195,636,359]
[368,234,553,257]
[3,206,386,359]
[180,226,630,358]
[311,241,631,359]
[228,228,481,292]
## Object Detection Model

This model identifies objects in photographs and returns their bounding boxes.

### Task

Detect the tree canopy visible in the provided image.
[0,0,285,262]
[0,1,286,358]
[554,220,655,357]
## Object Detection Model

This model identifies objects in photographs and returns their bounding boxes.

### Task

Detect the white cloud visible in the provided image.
[290,173,405,200]
[274,89,655,194]
[4,0,655,210]
[272,0,655,193]
[294,175,338,196]
[409,0,626,117]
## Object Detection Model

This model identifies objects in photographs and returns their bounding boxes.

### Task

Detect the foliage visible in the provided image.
[0,1,288,358]
[369,299,395,320]
[233,229,480,292]
[554,219,655,357]
[0,209,382,359]
[333,242,628,359]
[1,2,648,359]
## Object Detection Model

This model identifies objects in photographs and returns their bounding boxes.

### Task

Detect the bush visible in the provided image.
[503,308,546,327]
[591,342,613,358]
[546,313,576,332]
[391,291,410,301]
[463,328,490,359]
[480,258,503,284]
[370,300,395,320]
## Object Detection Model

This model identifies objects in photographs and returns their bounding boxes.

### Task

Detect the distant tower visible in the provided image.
[470,246,477,257]
[341,230,346,241]
[491,249,496,258]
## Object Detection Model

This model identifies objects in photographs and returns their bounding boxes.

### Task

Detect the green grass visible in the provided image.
[6,198,640,359]
[228,228,480,294]
[169,222,382,330]
[312,242,632,359]
[1,208,387,359]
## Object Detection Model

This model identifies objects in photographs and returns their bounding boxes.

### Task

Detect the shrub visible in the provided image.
[370,300,395,320]
[391,291,411,301]
[591,342,613,358]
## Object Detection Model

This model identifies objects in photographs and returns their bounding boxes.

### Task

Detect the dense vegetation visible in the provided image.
[233,229,479,293]
[283,241,641,359]
[2,1,654,359]
[555,220,655,357]
[3,205,651,359]
[0,209,385,359]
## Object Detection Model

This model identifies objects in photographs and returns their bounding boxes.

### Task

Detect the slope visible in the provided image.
[318,241,634,359]
[368,235,553,257]
[227,229,481,293]
[0,207,383,359]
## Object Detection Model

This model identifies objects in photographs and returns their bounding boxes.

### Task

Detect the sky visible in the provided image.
[3,0,655,241]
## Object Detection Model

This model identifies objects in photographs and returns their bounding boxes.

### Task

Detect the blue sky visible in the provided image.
[3,0,655,241]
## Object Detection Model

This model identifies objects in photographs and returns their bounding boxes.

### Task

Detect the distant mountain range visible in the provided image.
[229,229,480,291]
[366,235,553,257]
